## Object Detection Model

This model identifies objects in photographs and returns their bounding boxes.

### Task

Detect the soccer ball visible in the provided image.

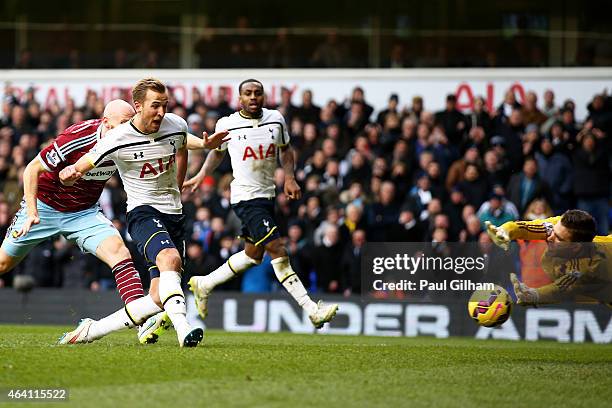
[467,285,512,327]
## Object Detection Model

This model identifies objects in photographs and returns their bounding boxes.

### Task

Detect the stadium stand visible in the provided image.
[0,84,610,294]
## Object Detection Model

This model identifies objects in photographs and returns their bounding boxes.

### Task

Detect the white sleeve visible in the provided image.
[85,131,118,167]
[177,115,189,149]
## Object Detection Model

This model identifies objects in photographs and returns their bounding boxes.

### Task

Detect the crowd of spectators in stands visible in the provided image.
[1,82,610,296]
[9,25,611,70]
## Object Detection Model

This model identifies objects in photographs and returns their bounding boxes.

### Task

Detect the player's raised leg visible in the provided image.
[188,198,268,319]
[188,249,260,319]
[58,213,164,344]
[58,292,165,345]
[264,239,338,328]
[0,199,63,276]
[0,249,24,277]
[190,238,337,328]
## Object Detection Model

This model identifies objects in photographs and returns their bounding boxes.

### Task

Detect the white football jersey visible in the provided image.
[85,113,188,214]
[216,108,290,204]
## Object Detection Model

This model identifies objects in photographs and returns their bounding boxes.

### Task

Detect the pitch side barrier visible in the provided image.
[2,68,610,121]
[0,289,610,344]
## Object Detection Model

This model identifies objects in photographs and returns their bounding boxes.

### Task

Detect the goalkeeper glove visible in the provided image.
[485,221,510,251]
[510,273,539,306]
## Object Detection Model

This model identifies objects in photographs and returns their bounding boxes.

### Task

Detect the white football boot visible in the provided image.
[188,276,211,319]
[309,301,339,329]
[179,327,204,348]
[138,311,172,344]
[57,318,94,344]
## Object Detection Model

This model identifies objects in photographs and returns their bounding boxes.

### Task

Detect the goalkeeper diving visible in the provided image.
[485,209,612,306]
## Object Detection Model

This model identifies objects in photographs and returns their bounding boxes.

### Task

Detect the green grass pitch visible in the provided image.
[1,325,612,407]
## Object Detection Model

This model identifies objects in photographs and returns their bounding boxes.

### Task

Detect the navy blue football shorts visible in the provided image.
[231,197,281,247]
[127,205,186,279]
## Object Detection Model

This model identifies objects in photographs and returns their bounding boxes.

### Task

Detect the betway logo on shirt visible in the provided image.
[82,165,116,181]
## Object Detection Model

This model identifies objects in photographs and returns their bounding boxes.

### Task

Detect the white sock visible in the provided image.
[87,295,162,340]
[202,250,259,290]
[271,256,317,315]
[88,308,133,340]
[125,295,163,325]
[159,271,191,340]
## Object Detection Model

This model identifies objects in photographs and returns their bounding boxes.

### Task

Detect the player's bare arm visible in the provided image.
[176,146,188,189]
[186,130,230,150]
[182,148,226,192]
[58,155,95,186]
[14,158,45,237]
[280,145,301,201]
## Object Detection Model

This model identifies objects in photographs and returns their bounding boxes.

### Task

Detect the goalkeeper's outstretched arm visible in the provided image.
[486,216,562,250]
[500,216,561,241]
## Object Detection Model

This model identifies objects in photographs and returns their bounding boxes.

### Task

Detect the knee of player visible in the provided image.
[0,251,15,274]
[245,244,265,262]
[155,248,182,270]
[116,245,132,261]
[264,238,287,259]
[0,259,9,274]
[99,236,130,258]
[107,235,126,250]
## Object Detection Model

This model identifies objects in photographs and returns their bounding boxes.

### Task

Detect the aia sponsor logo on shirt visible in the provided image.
[242,144,276,161]
[139,155,176,178]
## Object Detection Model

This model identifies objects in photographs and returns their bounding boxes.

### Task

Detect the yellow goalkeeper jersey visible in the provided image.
[500,217,612,304]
